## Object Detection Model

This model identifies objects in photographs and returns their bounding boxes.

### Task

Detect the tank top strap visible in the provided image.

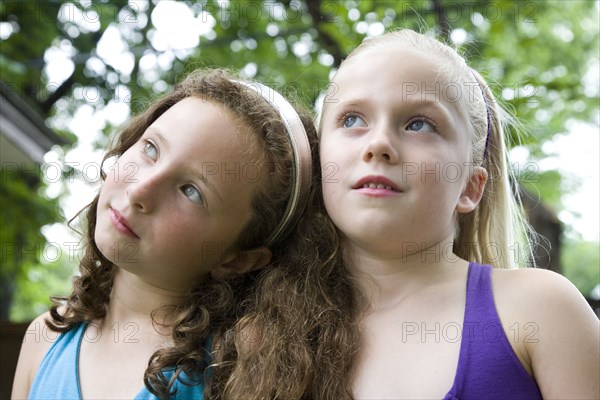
[446,262,543,399]
[28,322,86,399]
[448,262,493,394]
[464,262,496,325]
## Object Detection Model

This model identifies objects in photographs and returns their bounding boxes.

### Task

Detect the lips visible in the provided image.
[353,175,401,192]
[109,207,140,238]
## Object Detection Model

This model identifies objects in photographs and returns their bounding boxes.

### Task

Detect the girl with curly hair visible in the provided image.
[12,68,318,399]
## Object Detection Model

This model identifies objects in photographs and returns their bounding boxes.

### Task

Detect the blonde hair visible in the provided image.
[212,30,537,399]
[323,29,534,269]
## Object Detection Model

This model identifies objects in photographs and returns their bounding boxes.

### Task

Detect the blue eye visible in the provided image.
[182,184,204,205]
[343,115,367,128]
[407,119,436,133]
[142,140,158,160]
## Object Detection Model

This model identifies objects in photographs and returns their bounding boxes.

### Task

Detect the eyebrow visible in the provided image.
[403,97,455,115]
[337,96,451,108]
[148,128,224,204]
[335,97,454,117]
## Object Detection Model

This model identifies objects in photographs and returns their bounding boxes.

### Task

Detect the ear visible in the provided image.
[210,247,272,280]
[456,166,488,214]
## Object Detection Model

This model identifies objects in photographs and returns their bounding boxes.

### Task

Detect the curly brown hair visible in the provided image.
[45,68,353,398]
[206,172,361,400]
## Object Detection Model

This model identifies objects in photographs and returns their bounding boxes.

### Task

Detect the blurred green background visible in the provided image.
[1,0,598,322]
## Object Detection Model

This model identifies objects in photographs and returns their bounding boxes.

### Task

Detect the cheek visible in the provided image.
[320,153,343,202]
[320,142,340,199]
[321,177,348,232]
[116,155,143,184]
[321,182,338,213]
[318,129,345,161]
[320,137,352,179]
[95,186,112,241]
[101,157,136,193]
[153,223,215,266]
[93,212,118,264]
[172,215,240,255]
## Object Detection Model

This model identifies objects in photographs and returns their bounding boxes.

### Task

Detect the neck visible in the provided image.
[346,235,467,310]
[103,268,187,327]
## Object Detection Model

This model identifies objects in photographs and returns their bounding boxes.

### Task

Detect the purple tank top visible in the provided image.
[443,263,543,399]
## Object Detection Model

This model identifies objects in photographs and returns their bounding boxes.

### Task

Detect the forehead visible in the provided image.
[154,97,251,153]
[327,44,472,122]
[335,45,452,99]
[151,97,266,192]
[340,44,438,78]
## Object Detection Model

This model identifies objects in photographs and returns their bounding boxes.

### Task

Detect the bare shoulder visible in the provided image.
[491,267,597,334]
[11,311,62,399]
[491,267,575,296]
[491,267,595,320]
[492,268,599,399]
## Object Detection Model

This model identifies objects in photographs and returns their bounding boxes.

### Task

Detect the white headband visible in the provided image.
[232,80,313,246]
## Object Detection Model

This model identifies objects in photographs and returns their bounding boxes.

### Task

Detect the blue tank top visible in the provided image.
[28,323,205,399]
[443,263,543,399]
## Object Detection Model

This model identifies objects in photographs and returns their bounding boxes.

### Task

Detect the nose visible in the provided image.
[362,124,399,164]
[126,167,163,213]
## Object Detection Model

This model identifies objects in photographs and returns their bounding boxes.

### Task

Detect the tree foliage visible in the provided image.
[0,169,63,320]
[1,0,598,320]
[562,238,600,298]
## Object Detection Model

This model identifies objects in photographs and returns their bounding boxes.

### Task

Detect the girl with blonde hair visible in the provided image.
[216,29,599,399]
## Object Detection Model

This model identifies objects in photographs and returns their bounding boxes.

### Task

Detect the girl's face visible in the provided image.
[95,97,267,290]
[319,45,486,256]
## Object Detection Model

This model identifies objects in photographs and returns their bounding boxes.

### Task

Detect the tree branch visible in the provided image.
[39,73,75,114]
[432,0,451,41]
[306,0,346,68]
